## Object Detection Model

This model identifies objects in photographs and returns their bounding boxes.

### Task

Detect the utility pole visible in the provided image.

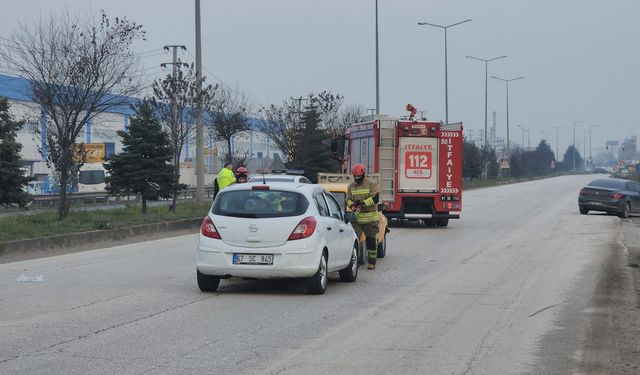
[291,96,310,124]
[162,45,187,80]
[161,45,188,168]
[195,0,205,204]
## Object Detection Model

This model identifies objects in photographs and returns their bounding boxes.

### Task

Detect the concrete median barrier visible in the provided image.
[0,218,202,264]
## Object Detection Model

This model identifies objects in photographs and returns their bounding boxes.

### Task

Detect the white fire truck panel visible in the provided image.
[398,136,439,192]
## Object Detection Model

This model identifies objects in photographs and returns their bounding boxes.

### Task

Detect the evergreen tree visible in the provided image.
[104,100,177,214]
[287,105,335,182]
[509,148,526,178]
[529,140,555,176]
[0,97,32,207]
[560,145,584,171]
[462,138,482,180]
[480,145,499,179]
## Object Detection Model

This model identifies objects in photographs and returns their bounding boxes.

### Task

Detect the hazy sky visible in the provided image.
[1,0,638,158]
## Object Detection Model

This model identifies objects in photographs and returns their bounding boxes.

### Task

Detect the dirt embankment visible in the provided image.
[578,217,640,374]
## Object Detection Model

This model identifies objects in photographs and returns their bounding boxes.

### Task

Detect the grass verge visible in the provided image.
[0,201,210,242]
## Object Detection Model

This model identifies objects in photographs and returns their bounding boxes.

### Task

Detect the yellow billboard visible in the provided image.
[73,143,106,163]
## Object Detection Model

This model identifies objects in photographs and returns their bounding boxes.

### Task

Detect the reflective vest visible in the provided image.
[346,177,380,224]
[216,167,236,190]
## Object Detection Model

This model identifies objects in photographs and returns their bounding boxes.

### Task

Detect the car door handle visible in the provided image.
[339,229,344,232]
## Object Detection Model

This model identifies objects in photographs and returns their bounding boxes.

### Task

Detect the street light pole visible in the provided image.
[375,0,380,114]
[466,55,507,147]
[491,75,525,154]
[517,125,527,150]
[418,18,472,125]
[553,126,563,160]
[195,0,205,203]
[572,120,583,170]
[589,124,598,162]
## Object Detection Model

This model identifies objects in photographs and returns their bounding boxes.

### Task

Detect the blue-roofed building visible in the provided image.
[0,73,283,193]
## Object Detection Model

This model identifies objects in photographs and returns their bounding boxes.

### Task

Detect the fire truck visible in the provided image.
[337,114,463,227]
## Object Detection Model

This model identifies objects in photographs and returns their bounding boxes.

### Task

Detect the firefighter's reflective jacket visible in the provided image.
[346,177,380,224]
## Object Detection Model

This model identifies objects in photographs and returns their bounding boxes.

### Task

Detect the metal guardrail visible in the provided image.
[25,187,215,209]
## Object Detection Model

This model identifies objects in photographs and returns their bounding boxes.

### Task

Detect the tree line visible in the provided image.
[0,9,603,218]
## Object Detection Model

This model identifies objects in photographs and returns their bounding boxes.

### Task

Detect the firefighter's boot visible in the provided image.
[367,249,377,270]
[367,263,376,270]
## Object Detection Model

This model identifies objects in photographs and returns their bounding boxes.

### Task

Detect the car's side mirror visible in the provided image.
[378,203,387,211]
[344,211,356,223]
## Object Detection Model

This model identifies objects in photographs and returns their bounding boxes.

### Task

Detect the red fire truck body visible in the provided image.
[343,115,463,226]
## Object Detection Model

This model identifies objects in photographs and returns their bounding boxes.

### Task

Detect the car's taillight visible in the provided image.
[288,216,317,240]
[579,189,587,196]
[612,193,623,199]
[201,216,221,239]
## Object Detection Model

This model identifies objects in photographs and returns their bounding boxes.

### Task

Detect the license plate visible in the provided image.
[589,201,603,206]
[233,253,273,265]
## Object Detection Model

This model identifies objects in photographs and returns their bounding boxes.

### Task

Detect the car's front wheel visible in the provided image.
[197,270,220,292]
[339,245,358,282]
[307,253,328,294]
[579,206,589,215]
[619,202,631,218]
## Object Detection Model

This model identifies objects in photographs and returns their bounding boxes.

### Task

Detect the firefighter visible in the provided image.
[235,166,248,183]
[346,164,380,270]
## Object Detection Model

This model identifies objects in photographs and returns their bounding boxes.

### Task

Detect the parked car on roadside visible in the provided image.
[578,178,640,218]
[197,182,359,294]
[248,169,312,184]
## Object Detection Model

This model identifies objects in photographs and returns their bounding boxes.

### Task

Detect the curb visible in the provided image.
[0,218,203,264]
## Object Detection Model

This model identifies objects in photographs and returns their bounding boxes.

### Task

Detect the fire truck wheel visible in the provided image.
[377,234,386,258]
[423,219,436,227]
[436,217,449,227]
[358,242,367,265]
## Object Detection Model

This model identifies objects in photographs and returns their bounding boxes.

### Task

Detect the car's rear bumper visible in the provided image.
[197,241,321,279]
[578,197,623,212]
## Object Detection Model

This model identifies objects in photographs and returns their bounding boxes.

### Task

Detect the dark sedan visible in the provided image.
[578,178,640,218]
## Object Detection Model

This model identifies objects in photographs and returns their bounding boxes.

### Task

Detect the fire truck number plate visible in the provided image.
[405,151,432,179]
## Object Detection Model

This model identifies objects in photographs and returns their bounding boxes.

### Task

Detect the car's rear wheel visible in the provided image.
[619,202,631,218]
[339,245,358,282]
[307,253,328,294]
[579,206,589,215]
[197,270,220,292]
[377,234,386,258]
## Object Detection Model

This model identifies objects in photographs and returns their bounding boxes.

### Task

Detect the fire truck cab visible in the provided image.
[339,114,463,227]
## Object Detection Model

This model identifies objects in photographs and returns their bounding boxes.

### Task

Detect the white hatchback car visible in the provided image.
[197,182,359,294]
[248,174,312,184]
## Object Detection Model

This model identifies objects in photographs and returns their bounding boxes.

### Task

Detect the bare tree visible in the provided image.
[328,103,364,140]
[0,11,145,219]
[260,91,346,162]
[151,62,216,211]
[205,85,252,163]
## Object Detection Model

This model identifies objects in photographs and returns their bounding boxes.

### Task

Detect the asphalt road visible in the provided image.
[0,174,631,374]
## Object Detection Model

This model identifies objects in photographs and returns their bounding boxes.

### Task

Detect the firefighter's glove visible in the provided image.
[363,197,375,207]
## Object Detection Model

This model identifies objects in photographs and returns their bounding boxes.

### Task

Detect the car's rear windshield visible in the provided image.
[212,190,308,218]
[587,179,625,189]
[329,191,346,211]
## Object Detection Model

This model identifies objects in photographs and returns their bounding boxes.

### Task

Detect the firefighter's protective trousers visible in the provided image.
[346,177,380,264]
